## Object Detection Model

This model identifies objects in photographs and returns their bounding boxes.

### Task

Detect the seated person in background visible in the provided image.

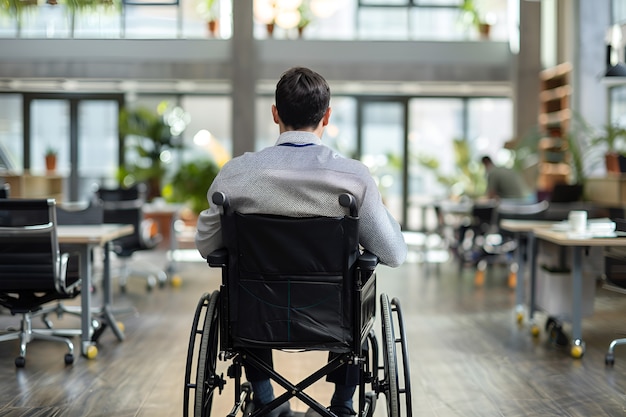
[195,66,407,417]
[481,155,534,202]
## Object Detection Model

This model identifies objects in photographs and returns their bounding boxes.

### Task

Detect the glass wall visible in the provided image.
[0,94,23,172]
[407,96,512,230]
[1,0,508,41]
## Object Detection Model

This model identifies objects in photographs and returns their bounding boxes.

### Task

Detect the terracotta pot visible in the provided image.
[478,23,491,40]
[45,155,57,172]
[207,19,219,37]
[606,152,621,174]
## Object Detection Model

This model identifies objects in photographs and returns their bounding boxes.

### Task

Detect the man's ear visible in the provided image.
[272,104,280,124]
[322,107,332,126]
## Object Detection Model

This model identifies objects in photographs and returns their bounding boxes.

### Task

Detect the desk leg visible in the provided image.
[79,246,97,358]
[570,246,585,358]
[527,233,540,336]
[514,232,525,322]
[101,241,126,341]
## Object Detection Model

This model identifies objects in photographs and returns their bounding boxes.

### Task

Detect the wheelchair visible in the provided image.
[184,192,412,417]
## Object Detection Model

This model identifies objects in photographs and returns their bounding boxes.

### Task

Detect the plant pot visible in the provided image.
[606,152,621,174]
[207,19,219,37]
[478,23,491,40]
[45,155,57,172]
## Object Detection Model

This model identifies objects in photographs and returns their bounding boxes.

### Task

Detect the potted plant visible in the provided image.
[45,147,58,172]
[118,102,187,201]
[297,2,312,38]
[197,0,219,36]
[0,0,38,34]
[591,122,626,174]
[163,158,220,216]
[460,0,492,39]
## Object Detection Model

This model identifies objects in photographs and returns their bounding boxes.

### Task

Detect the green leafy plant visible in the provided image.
[163,159,220,215]
[45,146,58,157]
[591,122,626,155]
[196,0,218,21]
[118,102,187,200]
[459,0,492,38]
[0,0,37,25]
[416,138,486,198]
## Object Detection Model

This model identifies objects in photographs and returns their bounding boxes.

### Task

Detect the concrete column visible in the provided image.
[231,0,257,156]
[570,0,610,128]
[513,0,542,143]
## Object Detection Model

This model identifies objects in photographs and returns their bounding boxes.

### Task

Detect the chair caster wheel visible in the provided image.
[65,353,74,365]
[606,353,615,366]
[15,356,25,368]
[85,344,98,359]
[530,324,540,337]
[570,344,584,359]
[170,275,183,288]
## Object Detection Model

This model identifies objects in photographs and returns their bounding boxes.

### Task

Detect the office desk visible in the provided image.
[531,228,626,358]
[502,219,626,359]
[58,224,134,358]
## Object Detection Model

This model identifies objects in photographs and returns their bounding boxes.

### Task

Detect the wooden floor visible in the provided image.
[2,245,626,417]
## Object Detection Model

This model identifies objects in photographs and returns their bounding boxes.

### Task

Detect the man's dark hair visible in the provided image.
[275,67,330,130]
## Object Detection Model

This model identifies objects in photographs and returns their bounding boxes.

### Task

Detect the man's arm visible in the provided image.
[357,177,407,268]
[195,205,222,258]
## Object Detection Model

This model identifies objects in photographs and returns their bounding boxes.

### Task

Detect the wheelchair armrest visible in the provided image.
[207,248,228,268]
[356,250,379,271]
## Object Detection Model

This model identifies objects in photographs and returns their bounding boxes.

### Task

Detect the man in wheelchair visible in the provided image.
[195,67,407,417]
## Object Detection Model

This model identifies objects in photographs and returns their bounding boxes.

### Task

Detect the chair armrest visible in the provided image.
[207,248,228,268]
[356,250,379,271]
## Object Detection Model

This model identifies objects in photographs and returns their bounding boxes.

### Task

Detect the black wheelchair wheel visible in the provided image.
[195,291,220,417]
[183,291,220,417]
[380,294,400,417]
[391,297,412,417]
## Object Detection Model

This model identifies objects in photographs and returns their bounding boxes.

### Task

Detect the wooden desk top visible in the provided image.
[500,219,556,232]
[532,228,626,247]
[501,219,626,247]
[57,224,134,245]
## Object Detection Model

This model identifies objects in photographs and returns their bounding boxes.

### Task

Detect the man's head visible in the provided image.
[274,66,331,131]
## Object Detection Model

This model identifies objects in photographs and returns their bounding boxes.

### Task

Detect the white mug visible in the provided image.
[568,210,587,233]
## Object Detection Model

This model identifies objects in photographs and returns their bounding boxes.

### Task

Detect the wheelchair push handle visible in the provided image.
[339,193,357,217]
[212,192,230,210]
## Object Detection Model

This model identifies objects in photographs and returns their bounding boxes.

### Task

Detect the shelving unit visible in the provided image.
[3,173,64,201]
[537,62,573,193]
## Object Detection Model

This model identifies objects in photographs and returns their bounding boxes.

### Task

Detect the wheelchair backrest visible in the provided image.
[216,193,369,351]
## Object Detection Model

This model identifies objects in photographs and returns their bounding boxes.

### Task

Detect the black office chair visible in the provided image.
[96,184,166,292]
[458,200,549,286]
[184,192,412,417]
[37,199,105,330]
[0,182,10,199]
[0,198,81,367]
